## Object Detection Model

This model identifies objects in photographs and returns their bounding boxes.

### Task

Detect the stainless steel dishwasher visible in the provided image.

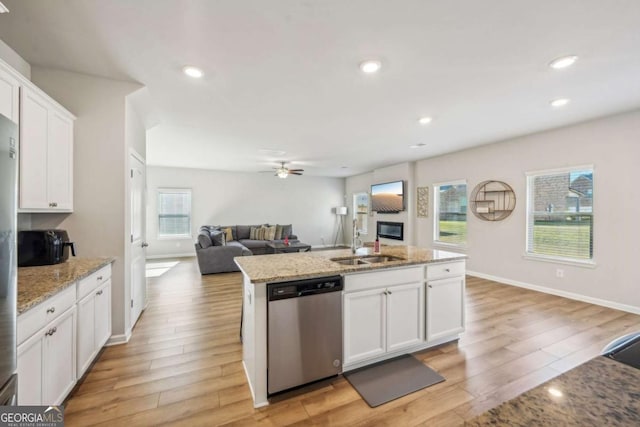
[267,275,343,395]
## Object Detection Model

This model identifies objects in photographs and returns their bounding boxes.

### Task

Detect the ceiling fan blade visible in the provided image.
[258,170,275,173]
[289,172,303,175]
[288,168,304,172]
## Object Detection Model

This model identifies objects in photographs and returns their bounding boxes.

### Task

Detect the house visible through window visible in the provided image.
[434,181,467,245]
[526,167,593,261]
[158,189,192,238]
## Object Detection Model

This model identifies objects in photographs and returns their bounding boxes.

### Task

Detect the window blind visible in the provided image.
[158,189,192,237]
[435,182,467,245]
[526,168,593,260]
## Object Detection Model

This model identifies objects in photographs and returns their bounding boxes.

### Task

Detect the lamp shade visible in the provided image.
[335,206,348,215]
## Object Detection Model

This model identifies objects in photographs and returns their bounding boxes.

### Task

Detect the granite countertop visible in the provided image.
[466,356,640,426]
[18,257,115,315]
[234,245,466,283]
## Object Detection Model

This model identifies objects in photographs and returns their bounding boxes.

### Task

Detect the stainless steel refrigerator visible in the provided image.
[0,113,18,405]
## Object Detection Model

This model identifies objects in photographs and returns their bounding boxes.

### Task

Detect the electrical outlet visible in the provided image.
[556,268,564,278]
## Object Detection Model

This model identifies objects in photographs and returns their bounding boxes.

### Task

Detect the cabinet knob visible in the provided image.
[45,327,57,336]
[428,285,433,288]
[445,268,450,272]
[97,276,103,281]
[46,307,55,314]
[48,202,58,207]
[387,290,392,295]
[96,290,103,296]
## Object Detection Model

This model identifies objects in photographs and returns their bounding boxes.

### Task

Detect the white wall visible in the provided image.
[413,110,640,312]
[345,162,415,246]
[26,67,143,339]
[145,166,345,258]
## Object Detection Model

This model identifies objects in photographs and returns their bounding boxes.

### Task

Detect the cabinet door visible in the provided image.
[343,288,386,365]
[0,66,20,123]
[427,276,465,342]
[386,282,425,352]
[19,87,49,209]
[94,280,112,349]
[47,110,73,210]
[17,333,44,405]
[43,308,76,405]
[76,293,96,377]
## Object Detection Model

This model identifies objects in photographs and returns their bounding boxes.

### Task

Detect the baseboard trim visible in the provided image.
[467,270,640,315]
[146,252,194,260]
[105,329,132,346]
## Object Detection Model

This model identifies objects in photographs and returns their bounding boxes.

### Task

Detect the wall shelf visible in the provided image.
[470,180,516,221]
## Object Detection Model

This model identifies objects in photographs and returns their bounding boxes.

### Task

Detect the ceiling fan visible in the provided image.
[260,162,304,178]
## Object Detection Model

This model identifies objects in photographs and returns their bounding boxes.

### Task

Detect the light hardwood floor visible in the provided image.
[63,258,640,426]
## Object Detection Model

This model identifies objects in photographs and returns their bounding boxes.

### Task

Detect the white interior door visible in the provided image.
[130,153,146,327]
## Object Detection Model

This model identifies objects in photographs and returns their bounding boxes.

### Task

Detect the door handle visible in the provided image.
[141,242,149,248]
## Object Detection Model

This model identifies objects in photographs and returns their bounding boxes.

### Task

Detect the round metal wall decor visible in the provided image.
[470,180,516,221]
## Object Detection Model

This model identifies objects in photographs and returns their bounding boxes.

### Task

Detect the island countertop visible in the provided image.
[466,356,640,426]
[234,245,466,283]
[18,257,115,315]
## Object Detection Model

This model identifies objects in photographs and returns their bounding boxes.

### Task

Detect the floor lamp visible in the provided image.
[333,206,348,247]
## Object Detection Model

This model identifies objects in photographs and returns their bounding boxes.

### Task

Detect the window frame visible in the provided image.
[524,165,595,267]
[157,188,192,240]
[433,179,468,248]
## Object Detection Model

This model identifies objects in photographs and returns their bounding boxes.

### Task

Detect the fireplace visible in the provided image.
[376,221,404,241]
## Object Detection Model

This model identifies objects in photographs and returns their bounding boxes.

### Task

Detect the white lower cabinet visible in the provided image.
[77,280,112,377]
[343,280,424,366]
[426,276,465,342]
[17,306,77,405]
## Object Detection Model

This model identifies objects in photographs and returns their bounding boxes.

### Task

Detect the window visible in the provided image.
[434,181,467,246]
[526,166,593,261]
[158,188,192,238]
[353,192,369,234]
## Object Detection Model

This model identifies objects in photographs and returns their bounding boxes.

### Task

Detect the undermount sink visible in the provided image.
[332,258,367,266]
[330,255,405,266]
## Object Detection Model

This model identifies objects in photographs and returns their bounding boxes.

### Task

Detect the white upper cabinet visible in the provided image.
[19,86,74,211]
[0,63,20,123]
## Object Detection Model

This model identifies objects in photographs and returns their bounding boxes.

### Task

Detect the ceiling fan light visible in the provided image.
[277,170,288,179]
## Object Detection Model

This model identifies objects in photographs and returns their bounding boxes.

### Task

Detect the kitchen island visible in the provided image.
[235,246,466,407]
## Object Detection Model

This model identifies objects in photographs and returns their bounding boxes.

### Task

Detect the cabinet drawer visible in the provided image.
[345,266,424,293]
[77,264,112,300]
[426,261,465,281]
[18,284,76,345]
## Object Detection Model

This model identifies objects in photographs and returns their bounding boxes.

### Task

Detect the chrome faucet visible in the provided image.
[351,219,362,253]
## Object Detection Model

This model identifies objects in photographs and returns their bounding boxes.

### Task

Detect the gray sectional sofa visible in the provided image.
[195,224,299,274]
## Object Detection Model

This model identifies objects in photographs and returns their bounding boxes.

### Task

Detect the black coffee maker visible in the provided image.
[17,230,76,267]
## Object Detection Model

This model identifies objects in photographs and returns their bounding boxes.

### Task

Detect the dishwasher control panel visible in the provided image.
[268,276,343,301]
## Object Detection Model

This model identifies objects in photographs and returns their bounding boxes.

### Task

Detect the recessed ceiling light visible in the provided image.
[341,166,349,169]
[550,98,570,108]
[259,149,287,156]
[409,143,427,149]
[0,2,9,13]
[549,55,578,70]
[418,116,433,125]
[182,66,204,78]
[360,60,381,74]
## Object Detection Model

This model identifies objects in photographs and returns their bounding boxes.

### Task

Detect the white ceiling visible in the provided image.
[0,0,639,177]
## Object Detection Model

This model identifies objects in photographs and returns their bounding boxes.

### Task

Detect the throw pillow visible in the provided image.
[250,226,259,240]
[210,229,226,246]
[255,227,266,241]
[275,225,283,240]
[263,225,276,241]
[197,232,213,248]
[222,227,234,242]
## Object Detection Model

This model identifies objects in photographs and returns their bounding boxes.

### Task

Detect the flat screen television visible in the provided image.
[371,180,405,213]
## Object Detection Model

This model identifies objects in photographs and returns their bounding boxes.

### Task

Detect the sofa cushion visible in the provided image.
[240,239,269,250]
[197,231,213,248]
[210,229,226,246]
[237,225,257,240]
[280,224,293,239]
